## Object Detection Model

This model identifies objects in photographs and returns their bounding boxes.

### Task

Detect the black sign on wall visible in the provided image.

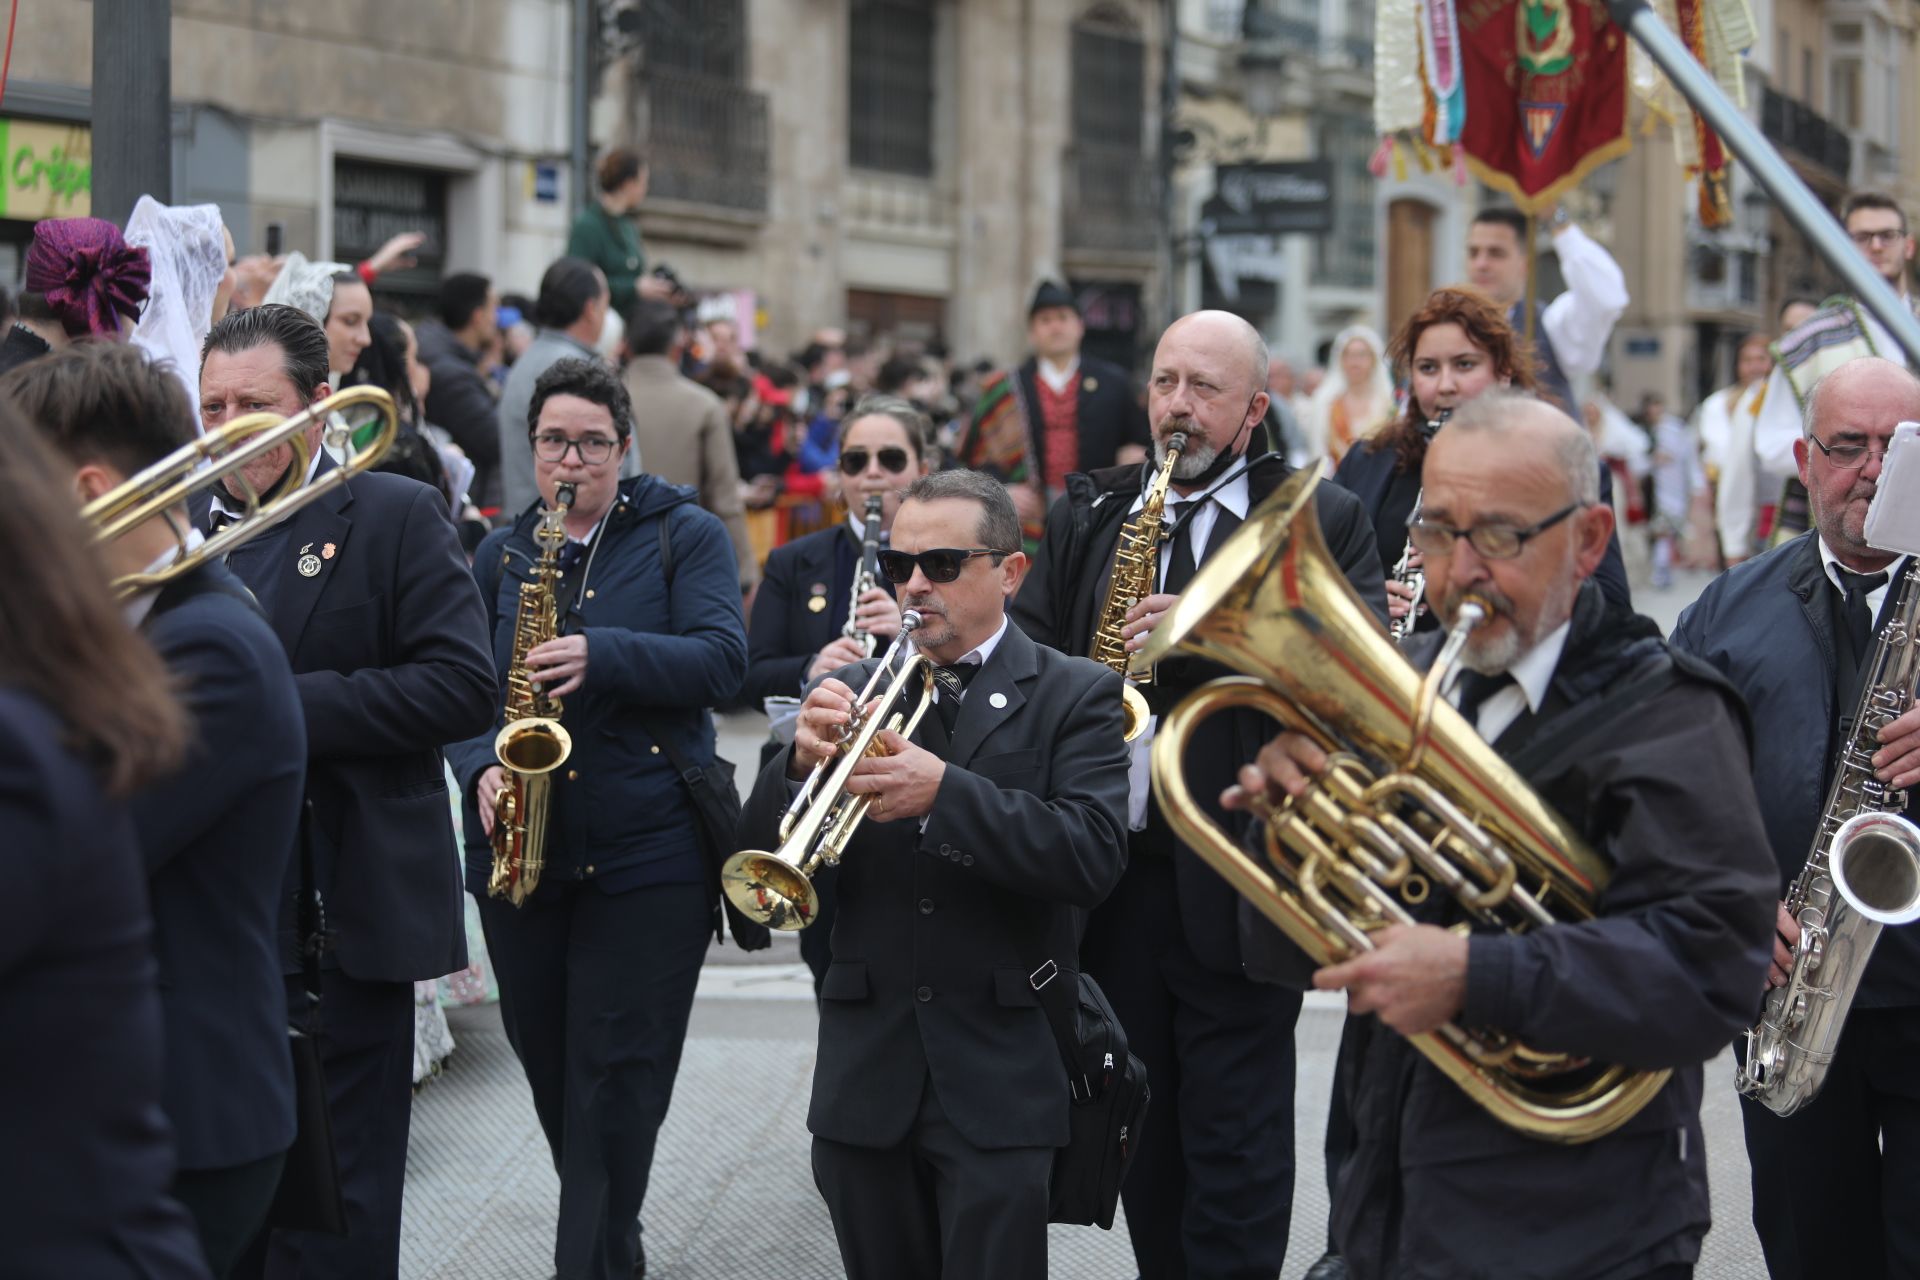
[333,160,447,300]
[1200,160,1335,236]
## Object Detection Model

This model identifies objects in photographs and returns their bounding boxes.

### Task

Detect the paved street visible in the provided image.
[400,562,1767,1279]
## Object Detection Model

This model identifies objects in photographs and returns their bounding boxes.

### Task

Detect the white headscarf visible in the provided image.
[126,196,229,411]
[264,251,352,326]
[1304,324,1394,468]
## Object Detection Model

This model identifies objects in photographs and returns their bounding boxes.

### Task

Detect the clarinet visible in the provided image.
[1388,408,1451,642]
[845,494,885,658]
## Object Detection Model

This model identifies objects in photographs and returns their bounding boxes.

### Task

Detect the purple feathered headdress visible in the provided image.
[24,217,152,339]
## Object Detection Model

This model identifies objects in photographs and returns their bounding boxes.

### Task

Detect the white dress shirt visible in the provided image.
[1036,356,1081,396]
[924,613,1010,706]
[1124,457,1254,829]
[121,527,207,628]
[1540,224,1630,378]
[1443,618,1571,744]
[1817,537,1901,621]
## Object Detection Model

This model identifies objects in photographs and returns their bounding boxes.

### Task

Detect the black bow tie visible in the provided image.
[1453,669,1515,724]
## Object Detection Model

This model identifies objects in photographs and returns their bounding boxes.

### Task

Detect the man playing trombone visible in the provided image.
[1228,393,1776,1279]
[738,470,1131,1280]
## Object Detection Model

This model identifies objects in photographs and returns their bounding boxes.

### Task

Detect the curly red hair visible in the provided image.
[1378,287,1537,472]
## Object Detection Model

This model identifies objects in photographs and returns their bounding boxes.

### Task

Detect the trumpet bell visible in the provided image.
[722,849,817,930]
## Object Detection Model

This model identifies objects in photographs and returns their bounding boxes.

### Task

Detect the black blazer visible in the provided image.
[959,356,1151,483]
[133,563,306,1172]
[193,462,495,983]
[0,688,212,1279]
[743,522,882,708]
[739,623,1131,1151]
[1014,453,1388,974]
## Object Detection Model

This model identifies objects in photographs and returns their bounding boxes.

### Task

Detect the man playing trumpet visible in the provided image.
[1230,393,1776,1279]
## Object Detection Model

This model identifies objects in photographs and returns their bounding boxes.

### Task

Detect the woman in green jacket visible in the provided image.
[567,147,674,316]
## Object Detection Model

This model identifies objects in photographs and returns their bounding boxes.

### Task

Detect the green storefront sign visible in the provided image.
[0,118,92,220]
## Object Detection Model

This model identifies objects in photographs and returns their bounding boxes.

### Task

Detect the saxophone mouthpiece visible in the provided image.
[555,482,578,510]
[1168,431,1188,455]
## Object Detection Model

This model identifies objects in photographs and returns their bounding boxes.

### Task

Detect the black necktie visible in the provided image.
[1837,568,1889,667]
[1162,501,1245,596]
[1453,669,1514,727]
[930,663,978,740]
[557,540,587,576]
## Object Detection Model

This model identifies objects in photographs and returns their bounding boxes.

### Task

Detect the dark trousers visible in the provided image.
[811,1073,1054,1280]
[1741,1006,1920,1280]
[174,1149,288,1278]
[479,879,710,1280]
[240,971,415,1280]
[1082,852,1301,1280]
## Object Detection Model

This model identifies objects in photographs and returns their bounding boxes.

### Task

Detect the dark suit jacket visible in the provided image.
[1013,453,1387,974]
[958,355,1151,484]
[192,461,495,983]
[133,563,305,1171]
[739,623,1131,1151]
[0,689,211,1279]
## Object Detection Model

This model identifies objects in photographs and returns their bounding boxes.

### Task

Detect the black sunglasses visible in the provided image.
[838,446,913,475]
[876,547,1009,584]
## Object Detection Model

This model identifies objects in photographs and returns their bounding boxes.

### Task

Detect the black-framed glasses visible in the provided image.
[533,433,619,465]
[876,547,1009,585]
[1407,502,1581,560]
[838,446,912,475]
[1807,433,1890,471]
[1849,228,1907,247]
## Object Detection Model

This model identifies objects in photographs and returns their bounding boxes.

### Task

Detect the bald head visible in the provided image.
[1158,310,1270,398]
[1797,356,1920,568]
[1804,356,1920,439]
[1441,390,1599,505]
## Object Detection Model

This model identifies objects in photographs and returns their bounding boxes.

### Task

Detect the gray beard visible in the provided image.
[1157,433,1220,481]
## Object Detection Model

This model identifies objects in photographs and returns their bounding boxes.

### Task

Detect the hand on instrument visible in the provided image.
[1221,730,1330,813]
[1120,593,1182,653]
[791,678,860,776]
[851,587,903,641]
[1385,577,1419,623]
[1873,703,1920,791]
[525,635,590,698]
[844,729,945,822]
[1313,924,1468,1036]
[1767,902,1802,990]
[476,766,508,838]
[808,637,871,682]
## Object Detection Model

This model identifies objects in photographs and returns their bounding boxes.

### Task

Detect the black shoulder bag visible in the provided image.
[646,513,771,951]
[266,799,348,1234]
[1014,945,1150,1228]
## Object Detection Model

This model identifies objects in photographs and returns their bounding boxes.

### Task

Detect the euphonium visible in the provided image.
[845,493,885,658]
[1387,408,1450,642]
[1091,432,1186,742]
[723,611,935,929]
[1739,559,1920,1115]
[1139,467,1670,1144]
[488,482,578,906]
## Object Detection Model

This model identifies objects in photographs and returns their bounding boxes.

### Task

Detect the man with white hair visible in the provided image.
[1237,391,1776,1279]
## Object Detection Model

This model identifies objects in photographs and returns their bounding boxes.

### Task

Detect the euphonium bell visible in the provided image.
[724,611,937,929]
[1138,467,1670,1144]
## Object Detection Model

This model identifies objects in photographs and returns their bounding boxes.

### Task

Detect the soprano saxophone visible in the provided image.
[1738,557,1920,1115]
[1388,409,1450,643]
[488,482,577,906]
[1091,432,1186,742]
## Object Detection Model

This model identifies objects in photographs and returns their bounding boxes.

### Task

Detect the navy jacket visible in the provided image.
[1334,433,1633,614]
[450,474,747,896]
[133,563,305,1171]
[1672,533,1920,1007]
[738,623,1131,1151]
[0,688,211,1279]
[1247,584,1777,1278]
[743,522,886,708]
[1013,452,1388,974]
[193,462,495,983]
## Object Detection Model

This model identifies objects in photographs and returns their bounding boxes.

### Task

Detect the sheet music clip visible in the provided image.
[1864,422,1920,556]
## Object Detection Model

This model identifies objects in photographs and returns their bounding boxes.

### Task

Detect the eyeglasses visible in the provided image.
[838,446,912,475]
[1849,228,1908,248]
[1807,433,1890,471]
[1406,502,1581,560]
[533,433,619,465]
[875,547,1009,585]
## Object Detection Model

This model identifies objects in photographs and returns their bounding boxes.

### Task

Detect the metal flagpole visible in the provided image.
[1603,0,1920,367]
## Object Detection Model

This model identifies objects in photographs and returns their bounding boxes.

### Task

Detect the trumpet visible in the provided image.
[84,385,399,597]
[723,610,936,929]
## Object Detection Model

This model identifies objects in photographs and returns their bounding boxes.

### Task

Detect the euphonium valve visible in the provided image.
[724,610,937,929]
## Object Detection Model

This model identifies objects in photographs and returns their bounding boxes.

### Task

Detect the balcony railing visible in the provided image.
[1761,86,1851,181]
[639,67,769,214]
[1064,143,1160,254]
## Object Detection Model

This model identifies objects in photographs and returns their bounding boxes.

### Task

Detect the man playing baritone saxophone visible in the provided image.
[447,357,747,1280]
[1671,357,1920,1280]
[1234,392,1777,1280]
[739,470,1130,1280]
[1010,309,1385,1279]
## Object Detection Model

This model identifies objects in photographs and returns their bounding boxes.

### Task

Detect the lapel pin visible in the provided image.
[989,691,1008,709]
[322,542,337,560]
[296,545,322,578]
[1083,376,1098,393]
